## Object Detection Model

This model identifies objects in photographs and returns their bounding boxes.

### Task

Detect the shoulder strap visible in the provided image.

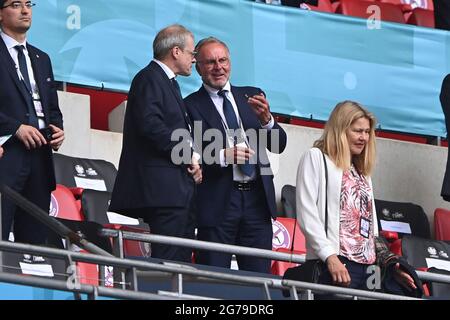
[322,151,328,236]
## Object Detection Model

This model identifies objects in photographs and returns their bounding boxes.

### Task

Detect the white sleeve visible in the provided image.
[296,149,336,262]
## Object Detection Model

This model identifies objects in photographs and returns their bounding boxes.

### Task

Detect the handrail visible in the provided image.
[0,240,420,300]
[100,229,306,264]
[101,228,450,286]
[0,185,112,257]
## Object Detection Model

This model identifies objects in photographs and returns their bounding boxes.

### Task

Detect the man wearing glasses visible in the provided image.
[184,37,287,273]
[110,24,201,263]
[0,1,64,244]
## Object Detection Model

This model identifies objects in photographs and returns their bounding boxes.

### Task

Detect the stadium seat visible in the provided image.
[406,8,435,28]
[389,235,450,298]
[50,184,84,221]
[378,0,434,11]
[336,0,406,24]
[375,199,431,241]
[280,184,296,219]
[271,217,306,275]
[309,0,334,13]
[53,153,117,193]
[47,218,114,286]
[434,208,450,241]
[81,189,151,258]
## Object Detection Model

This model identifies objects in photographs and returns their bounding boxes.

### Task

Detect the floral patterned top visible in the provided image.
[339,165,376,264]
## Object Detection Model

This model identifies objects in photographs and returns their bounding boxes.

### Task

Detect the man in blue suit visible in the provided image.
[110,24,202,263]
[0,0,64,244]
[184,37,287,273]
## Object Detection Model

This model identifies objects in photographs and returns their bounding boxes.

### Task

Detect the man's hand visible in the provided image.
[49,124,64,151]
[0,146,3,158]
[224,145,255,165]
[393,263,417,291]
[326,254,351,287]
[15,124,47,150]
[188,154,202,184]
[247,93,272,125]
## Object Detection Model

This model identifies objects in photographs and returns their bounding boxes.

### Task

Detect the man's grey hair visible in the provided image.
[195,37,230,55]
[153,24,193,60]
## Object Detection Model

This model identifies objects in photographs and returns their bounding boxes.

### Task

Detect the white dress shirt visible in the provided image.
[203,82,274,181]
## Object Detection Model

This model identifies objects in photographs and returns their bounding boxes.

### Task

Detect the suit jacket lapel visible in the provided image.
[150,61,192,130]
[195,86,226,135]
[0,37,32,107]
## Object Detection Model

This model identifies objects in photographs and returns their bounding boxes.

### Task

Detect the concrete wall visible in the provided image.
[58,91,450,231]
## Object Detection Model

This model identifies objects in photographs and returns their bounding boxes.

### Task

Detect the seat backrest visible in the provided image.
[434,208,450,241]
[375,199,431,239]
[281,184,296,219]
[50,184,84,221]
[379,0,434,11]
[272,217,306,253]
[308,0,334,12]
[337,0,405,23]
[399,235,450,269]
[53,153,117,192]
[406,7,435,28]
[81,189,151,258]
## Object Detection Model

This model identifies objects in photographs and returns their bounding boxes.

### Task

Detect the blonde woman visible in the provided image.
[296,101,419,296]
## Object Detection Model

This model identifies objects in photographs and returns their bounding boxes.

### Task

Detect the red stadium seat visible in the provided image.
[378,0,433,11]
[307,0,334,13]
[337,0,406,24]
[271,217,306,275]
[406,8,435,28]
[434,208,450,241]
[50,184,84,221]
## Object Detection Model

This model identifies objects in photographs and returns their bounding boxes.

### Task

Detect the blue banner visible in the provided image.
[28,0,450,137]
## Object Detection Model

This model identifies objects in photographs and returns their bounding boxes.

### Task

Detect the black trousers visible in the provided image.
[138,186,196,263]
[1,148,52,245]
[196,179,273,273]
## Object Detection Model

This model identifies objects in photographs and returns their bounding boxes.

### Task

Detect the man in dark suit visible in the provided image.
[184,37,287,273]
[0,0,64,244]
[440,74,450,201]
[109,24,202,263]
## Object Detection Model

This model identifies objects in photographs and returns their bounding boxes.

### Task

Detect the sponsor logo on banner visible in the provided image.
[75,164,86,177]
[392,211,405,219]
[428,246,438,258]
[439,250,449,259]
[49,193,59,217]
[86,168,98,176]
[272,220,291,249]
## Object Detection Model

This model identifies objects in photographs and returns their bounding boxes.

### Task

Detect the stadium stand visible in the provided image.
[336,0,406,24]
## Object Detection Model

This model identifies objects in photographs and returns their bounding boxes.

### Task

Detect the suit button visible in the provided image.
[26,113,30,116]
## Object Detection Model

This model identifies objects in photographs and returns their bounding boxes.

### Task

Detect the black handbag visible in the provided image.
[283,259,324,283]
[283,151,328,289]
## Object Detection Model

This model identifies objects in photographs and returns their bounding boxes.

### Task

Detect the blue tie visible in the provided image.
[218,89,255,177]
[15,45,38,128]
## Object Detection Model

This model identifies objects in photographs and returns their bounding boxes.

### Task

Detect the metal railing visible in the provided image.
[0,184,446,300]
